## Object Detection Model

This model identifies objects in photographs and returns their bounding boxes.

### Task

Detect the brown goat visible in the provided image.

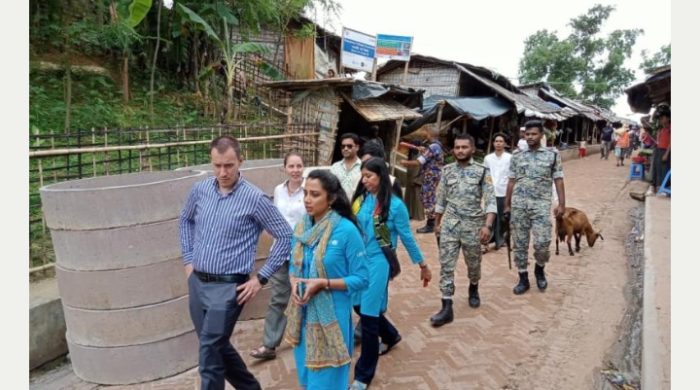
[555,207,604,256]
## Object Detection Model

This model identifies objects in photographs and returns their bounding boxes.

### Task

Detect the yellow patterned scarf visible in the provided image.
[284,210,351,369]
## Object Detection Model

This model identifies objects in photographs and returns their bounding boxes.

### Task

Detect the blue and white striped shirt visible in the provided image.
[179,175,293,278]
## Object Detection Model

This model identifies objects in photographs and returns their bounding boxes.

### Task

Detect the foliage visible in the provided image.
[29,0,342,132]
[517,4,643,109]
[30,69,211,132]
[640,44,671,74]
[128,0,153,27]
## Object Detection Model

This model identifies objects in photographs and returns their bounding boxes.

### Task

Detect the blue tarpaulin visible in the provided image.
[406,95,512,132]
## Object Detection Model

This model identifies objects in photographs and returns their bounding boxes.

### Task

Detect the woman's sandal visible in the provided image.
[378,335,402,356]
[249,345,276,360]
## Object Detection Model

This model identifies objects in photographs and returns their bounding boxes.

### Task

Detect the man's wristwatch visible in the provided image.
[482,225,491,230]
[256,274,269,286]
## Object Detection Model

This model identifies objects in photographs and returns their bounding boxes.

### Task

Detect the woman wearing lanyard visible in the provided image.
[350,157,432,390]
[250,152,306,360]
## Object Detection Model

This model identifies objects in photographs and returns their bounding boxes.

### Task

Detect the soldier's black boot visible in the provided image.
[512,271,530,295]
[416,218,435,234]
[468,283,480,308]
[430,298,454,327]
[534,264,548,291]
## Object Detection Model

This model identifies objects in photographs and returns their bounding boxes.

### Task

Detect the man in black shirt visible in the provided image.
[600,123,614,160]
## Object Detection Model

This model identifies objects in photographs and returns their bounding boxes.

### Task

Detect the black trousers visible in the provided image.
[490,197,506,248]
[188,274,261,390]
[353,307,400,385]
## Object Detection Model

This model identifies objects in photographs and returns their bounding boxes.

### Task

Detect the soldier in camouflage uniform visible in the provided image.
[401,128,445,233]
[504,120,566,295]
[429,134,496,327]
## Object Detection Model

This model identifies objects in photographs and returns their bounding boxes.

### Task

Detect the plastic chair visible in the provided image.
[658,170,671,196]
[629,163,644,180]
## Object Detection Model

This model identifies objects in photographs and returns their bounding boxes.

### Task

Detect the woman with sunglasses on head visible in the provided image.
[349,157,432,390]
[286,169,369,390]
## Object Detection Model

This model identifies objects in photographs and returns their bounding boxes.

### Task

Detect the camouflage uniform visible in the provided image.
[508,145,564,269]
[418,141,445,220]
[435,159,497,297]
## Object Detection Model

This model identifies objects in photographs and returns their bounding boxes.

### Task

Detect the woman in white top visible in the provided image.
[483,133,512,250]
[250,152,306,360]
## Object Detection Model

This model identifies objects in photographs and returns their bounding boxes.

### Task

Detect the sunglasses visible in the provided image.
[341,144,355,149]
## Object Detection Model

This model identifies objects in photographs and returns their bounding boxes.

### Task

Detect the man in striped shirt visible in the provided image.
[180,135,292,390]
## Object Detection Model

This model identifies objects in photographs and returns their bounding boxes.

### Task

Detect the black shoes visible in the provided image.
[416,218,435,234]
[513,271,530,295]
[468,283,480,308]
[430,298,454,327]
[534,264,548,290]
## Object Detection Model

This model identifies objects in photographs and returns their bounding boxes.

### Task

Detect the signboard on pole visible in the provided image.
[376,34,413,61]
[341,27,376,73]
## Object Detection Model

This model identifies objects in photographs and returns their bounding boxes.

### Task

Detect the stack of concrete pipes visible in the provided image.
[40,159,286,385]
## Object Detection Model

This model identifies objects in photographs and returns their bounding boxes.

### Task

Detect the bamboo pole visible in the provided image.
[91,128,97,176]
[29,133,323,157]
[146,128,152,171]
[462,117,468,134]
[183,128,188,167]
[104,127,109,175]
[50,129,57,182]
[402,60,409,85]
[371,57,378,81]
[138,128,144,172]
[486,117,495,154]
[435,101,445,133]
[29,262,55,275]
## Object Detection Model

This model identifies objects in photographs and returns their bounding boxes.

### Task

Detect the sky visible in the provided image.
[307,0,671,121]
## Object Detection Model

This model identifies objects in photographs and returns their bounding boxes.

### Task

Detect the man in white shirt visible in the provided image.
[483,132,512,250]
[330,133,362,200]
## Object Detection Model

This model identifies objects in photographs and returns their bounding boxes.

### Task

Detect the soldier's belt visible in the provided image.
[444,211,484,220]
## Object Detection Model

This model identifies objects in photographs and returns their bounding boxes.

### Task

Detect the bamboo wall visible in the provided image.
[287,88,341,165]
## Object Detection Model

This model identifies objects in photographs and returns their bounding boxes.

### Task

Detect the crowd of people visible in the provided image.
[178,109,674,388]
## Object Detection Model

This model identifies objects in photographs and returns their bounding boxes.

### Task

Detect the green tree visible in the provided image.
[518,4,643,109]
[640,44,671,74]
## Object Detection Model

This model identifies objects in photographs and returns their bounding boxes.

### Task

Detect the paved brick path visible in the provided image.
[31,155,638,390]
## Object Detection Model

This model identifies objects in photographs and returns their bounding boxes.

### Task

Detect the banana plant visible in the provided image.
[177,3,269,122]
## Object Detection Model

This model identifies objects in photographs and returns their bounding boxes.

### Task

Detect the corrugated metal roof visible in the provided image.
[538,89,603,121]
[341,93,422,122]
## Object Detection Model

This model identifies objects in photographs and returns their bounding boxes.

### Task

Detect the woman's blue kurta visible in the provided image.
[290,217,369,390]
[353,194,424,316]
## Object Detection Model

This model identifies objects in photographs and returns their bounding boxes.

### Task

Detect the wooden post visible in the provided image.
[391,116,405,176]
[436,101,445,133]
[486,118,495,154]
[462,117,468,135]
[402,60,410,85]
[371,58,378,81]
